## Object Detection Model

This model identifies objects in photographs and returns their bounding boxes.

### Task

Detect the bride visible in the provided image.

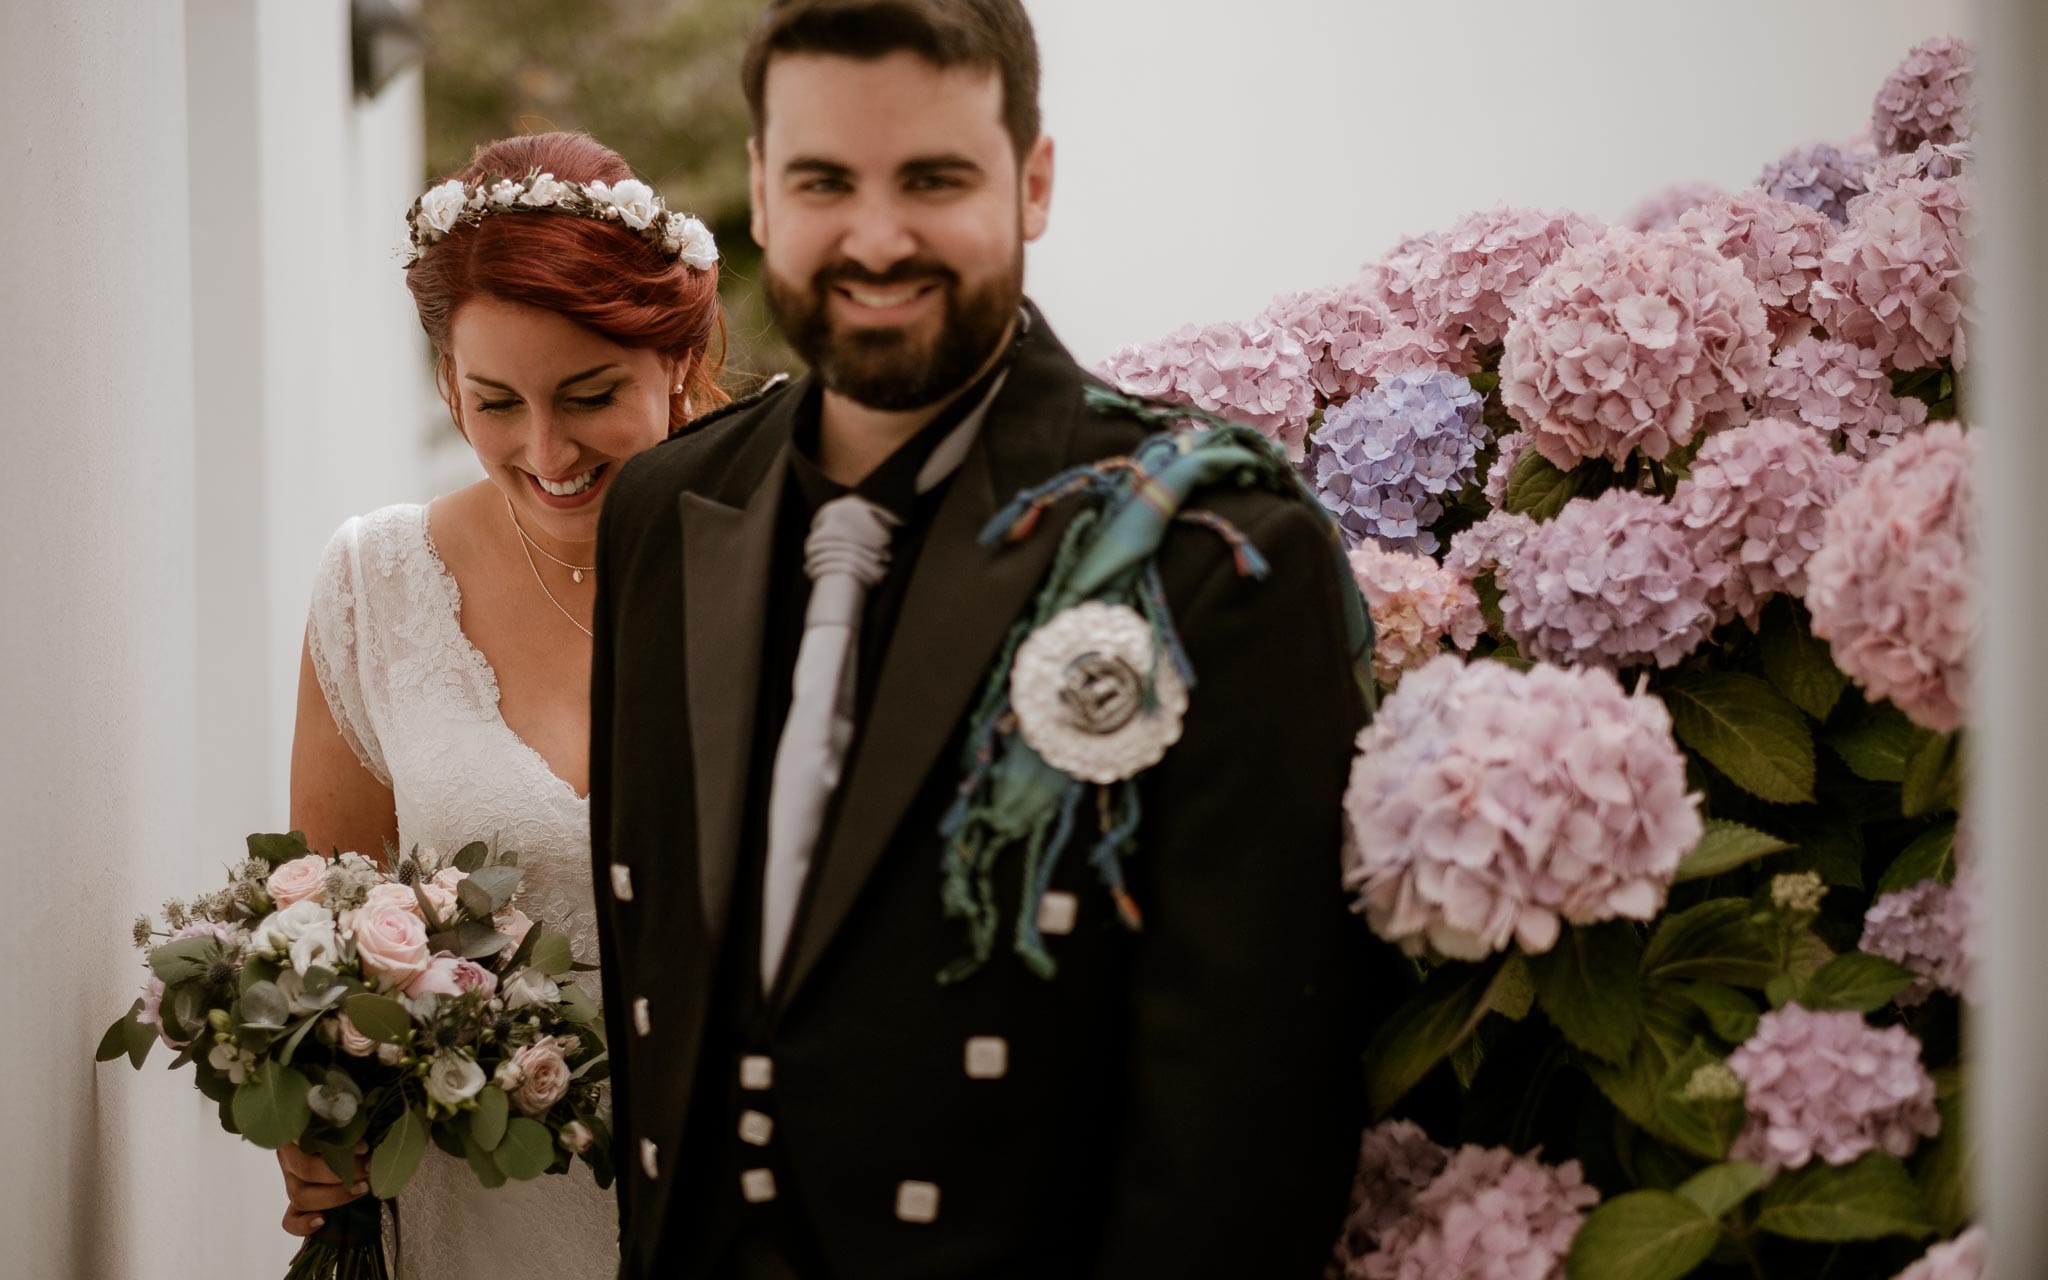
[275,131,724,1276]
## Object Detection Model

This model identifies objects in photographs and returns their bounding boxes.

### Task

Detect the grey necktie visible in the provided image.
[756,374,1006,988]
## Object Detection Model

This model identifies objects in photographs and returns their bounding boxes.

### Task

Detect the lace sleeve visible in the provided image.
[306,517,393,787]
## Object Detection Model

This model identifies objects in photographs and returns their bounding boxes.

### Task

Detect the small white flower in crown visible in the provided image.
[402,169,719,271]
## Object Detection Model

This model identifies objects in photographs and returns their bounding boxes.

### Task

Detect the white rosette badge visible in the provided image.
[1009,602,1188,785]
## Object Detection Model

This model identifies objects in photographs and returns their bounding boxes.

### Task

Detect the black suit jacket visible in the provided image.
[591,305,1376,1278]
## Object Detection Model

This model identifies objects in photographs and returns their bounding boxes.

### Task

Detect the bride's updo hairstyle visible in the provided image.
[405,131,727,432]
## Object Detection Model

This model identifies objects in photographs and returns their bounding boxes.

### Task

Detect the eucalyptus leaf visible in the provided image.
[1664,674,1816,805]
[247,831,313,866]
[342,993,412,1045]
[464,1134,509,1189]
[1756,1153,1936,1242]
[238,980,291,1031]
[1676,1161,1769,1220]
[275,1011,325,1066]
[97,1000,142,1065]
[452,841,489,874]
[428,920,514,961]
[471,1085,509,1152]
[149,936,223,986]
[1674,819,1795,883]
[370,1106,430,1199]
[1565,1189,1720,1280]
[456,878,495,921]
[465,865,523,912]
[231,1060,313,1150]
[1530,922,1642,1064]
[493,1117,556,1181]
[307,1071,362,1127]
[529,930,576,978]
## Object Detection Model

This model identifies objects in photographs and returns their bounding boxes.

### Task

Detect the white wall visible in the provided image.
[1026,0,1975,365]
[1,2,429,1274]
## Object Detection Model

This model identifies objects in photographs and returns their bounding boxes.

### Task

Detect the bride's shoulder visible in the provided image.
[318,501,432,575]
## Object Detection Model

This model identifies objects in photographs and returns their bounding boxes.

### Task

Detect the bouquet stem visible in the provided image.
[282,1196,390,1280]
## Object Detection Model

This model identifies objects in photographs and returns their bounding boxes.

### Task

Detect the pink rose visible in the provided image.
[139,975,192,1049]
[404,951,499,1000]
[353,902,431,990]
[431,867,467,894]
[265,854,328,908]
[493,908,534,955]
[362,879,457,922]
[336,1013,377,1058]
[509,1037,572,1117]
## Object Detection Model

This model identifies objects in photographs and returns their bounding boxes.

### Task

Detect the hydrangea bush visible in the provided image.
[1105,36,1979,1280]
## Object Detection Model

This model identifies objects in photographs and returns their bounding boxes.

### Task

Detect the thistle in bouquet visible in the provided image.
[97,833,611,1280]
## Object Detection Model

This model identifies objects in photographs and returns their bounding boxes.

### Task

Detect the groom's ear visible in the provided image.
[1020,133,1054,244]
[748,137,768,250]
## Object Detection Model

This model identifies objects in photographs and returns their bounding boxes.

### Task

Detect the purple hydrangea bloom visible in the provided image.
[1807,422,1977,732]
[1759,141,1876,225]
[1811,176,1972,373]
[1728,1006,1942,1169]
[1344,655,1701,961]
[1621,180,1730,233]
[1501,229,1772,470]
[1353,1144,1599,1280]
[1309,370,1488,555]
[1757,337,1930,459]
[1862,867,1977,1005]
[1500,491,1724,671]
[1873,36,1977,154]
[1671,416,1861,628]
[1894,1227,1988,1280]
[1095,316,1317,458]
[1331,1121,1451,1274]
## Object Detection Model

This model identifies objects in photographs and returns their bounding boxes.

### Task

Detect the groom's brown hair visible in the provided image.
[740,0,1041,162]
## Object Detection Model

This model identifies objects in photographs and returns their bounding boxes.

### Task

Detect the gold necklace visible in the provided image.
[504,497,593,639]
[504,496,597,582]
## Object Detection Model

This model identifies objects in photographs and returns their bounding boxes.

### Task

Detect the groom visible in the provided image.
[590,2,1380,1275]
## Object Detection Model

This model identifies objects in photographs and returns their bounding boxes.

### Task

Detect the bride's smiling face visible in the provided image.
[447,298,677,543]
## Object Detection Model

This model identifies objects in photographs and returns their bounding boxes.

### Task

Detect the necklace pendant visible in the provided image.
[572,569,584,583]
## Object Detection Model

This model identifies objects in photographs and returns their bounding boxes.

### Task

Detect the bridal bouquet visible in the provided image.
[96,833,612,1280]
[1104,34,1979,1280]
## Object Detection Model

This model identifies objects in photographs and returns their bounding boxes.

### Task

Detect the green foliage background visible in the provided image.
[420,0,796,389]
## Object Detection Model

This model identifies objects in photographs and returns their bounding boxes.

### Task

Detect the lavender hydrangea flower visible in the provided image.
[1500,491,1723,671]
[1095,316,1317,458]
[1894,1226,1989,1280]
[1671,416,1861,628]
[1862,867,1977,1005]
[1757,337,1930,458]
[1332,1121,1451,1273]
[1759,141,1876,225]
[1807,422,1977,732]
[1501,229,1772,470]
[1353,1144,1599,1280]
[1621,180,1730,232]
[1728,1006,1942,1169]
[1343,655,1701,961]
[1873,36,1977,154]
[1309,370,1488,553]
[1677,190,1835,344]
[1811,176,1971,373]
[1262,278,1465,404]
[1377,206,1608,349]
[1348,544,1486,683]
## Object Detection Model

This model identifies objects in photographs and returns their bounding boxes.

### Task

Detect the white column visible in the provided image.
[1970,0,2048,1274]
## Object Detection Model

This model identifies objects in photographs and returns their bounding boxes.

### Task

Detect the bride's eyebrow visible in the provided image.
[464,364,623,393]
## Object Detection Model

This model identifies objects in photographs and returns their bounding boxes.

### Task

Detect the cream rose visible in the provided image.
[591,178,659,230]
[353,902,430,990]
[425,1053,486,1108]
[417,179,468,235]
[663,213,719,270]
[502,967,559,1010]
[510,1038,572,1116]
[520,174,566,207]
[265,854,328,908]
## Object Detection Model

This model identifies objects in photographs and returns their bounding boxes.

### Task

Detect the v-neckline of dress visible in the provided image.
[416,502,591,807]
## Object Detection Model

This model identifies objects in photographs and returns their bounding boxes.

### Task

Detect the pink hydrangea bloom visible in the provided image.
[1354,1144,1598,1280]
[1872,36,1976,154]
[1343,655,1702,961]
[1501,229,1772,469]
[1332,1121,1452,1272]
[1861,867,1977,1005]
[1810,176,1971,373]
[1807,422,1976,731]
[1349,543,1486,682]
[1500,491,1723,670]
[1262,277,1464,404]
[1676,190,1834,344]
[1094,316,1317,458]
[1728,1006,1941,1169]
[1863,140,1972,195]
[1622,181,1730,233]
[1757,337,1930,458]
[1482,430,1531,508]
[1893,1226,1988,1280]
[1672,417,1861,628]
[1445,510,1540,583]
[1378,206,1608,349]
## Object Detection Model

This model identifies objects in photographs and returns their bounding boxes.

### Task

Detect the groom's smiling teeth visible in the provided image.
[534,464,603,497]
[838,283,935,316]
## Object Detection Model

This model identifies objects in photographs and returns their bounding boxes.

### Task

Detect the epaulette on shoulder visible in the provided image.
[663,371,798,446]
[1081,383,1249,436]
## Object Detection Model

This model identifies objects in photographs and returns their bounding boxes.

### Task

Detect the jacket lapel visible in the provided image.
[678,393,798,947]
[779,313,1089,1002]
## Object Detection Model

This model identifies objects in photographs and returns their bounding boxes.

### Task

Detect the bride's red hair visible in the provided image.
[406,132,727,431]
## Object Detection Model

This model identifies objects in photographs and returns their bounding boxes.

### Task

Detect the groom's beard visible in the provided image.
[765,248,1022,412]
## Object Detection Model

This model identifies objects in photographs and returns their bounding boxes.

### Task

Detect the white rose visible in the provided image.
[416,179,469,235]
[662,213,719,270]
[425,1053,486,1107]
[559,1120,594,1154]
[520,174,566,207]
[590,178,660,230]
[488,179,522,207]
[493,1059,525,1091]
[255,899,338,960]
[375,1042,405,1066]
[502,968,560,1010]
[287,918,342,976]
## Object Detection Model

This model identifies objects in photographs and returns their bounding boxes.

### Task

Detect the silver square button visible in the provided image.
[632,997,651,1037]
[1036,891,1078,936]
[742,1167,778,1203]
[895,1180,940,1224]
[740,1055,774,1090]
[964,1036,1009,1080]
[739,1109,774,1146]
[609,863,634,902]
[639,1138,659,1180]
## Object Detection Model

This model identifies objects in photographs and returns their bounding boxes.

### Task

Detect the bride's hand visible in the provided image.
[277,1141,370,1237]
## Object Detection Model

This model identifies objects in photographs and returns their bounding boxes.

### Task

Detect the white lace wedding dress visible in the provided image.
[306,502,617,1278]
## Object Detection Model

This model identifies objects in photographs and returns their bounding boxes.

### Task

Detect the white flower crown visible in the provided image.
[403,170,719,271]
